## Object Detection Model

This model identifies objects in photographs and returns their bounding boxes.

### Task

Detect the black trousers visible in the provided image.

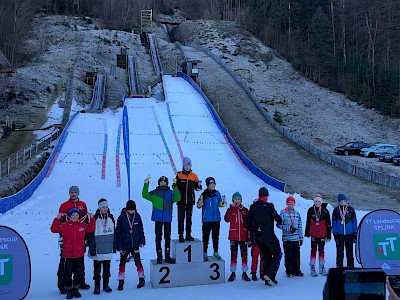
[336,234,354,267]
[283,241,301,275]
[257,239,281,281]
[63,257,84,289]
[93,260,111,284]
[202,222,220,253]
[155,221,172,252]
[178,205,193,236]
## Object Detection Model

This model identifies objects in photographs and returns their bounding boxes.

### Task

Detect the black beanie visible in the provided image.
[158,176,168,185]
[258,187,269,197]
[126,200,136,211]
[206,177,216,186]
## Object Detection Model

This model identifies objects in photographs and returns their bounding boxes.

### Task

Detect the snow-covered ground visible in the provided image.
[0,75,372,299]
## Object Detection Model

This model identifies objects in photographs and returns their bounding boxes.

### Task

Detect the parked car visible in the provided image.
[360,144,398,158]
[393,156,400,166]
[334,141,370,156]
[378,149,400,162]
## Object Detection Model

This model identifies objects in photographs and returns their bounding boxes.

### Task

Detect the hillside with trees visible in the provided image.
[1,0,400,116]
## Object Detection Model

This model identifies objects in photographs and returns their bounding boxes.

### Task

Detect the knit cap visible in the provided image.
[206,177,216,186]
[313,194,323,203]
[286,195,296,205]
[232,192,242,202]
[69,185,79,194]
[258,187,269,197]
[338,193,348,203]
[158,176,169,185]
[183,157,192,167]
[98,198,108,209]
[126,200,136,211]
[67,207,79,216]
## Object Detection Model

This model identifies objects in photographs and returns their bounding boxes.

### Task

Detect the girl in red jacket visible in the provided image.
[51,208,95,299]
[304,194,331,277]
[224,192,251,282]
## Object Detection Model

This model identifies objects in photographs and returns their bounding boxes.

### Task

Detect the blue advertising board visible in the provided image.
[356,209,400,275]
[0,226,31,299]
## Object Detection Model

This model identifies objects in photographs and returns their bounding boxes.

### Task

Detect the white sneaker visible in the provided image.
[310,265,318,277]
[319,266,327,276]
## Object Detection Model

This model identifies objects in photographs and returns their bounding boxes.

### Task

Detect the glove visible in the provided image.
[290,225,296,234]
[299,240,303,246]
[304,233,310,238]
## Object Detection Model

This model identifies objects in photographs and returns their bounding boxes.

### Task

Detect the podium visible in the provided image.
[150,238,225,288]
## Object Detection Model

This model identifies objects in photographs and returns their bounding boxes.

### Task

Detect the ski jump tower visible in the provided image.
[141,9,153,33]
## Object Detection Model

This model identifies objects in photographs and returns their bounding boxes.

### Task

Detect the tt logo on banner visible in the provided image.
[374,234,400,259]
[0,254,12,285]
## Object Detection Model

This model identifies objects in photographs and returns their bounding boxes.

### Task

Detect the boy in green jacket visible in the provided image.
[142,175,181,263]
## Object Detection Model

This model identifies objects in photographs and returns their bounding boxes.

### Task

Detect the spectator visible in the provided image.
[247,187,282,286]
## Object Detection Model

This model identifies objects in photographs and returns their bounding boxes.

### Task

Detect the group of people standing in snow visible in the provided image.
[50,156,359,298]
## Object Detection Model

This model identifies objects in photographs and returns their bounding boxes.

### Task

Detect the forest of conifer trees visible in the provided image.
[0,0,399,116]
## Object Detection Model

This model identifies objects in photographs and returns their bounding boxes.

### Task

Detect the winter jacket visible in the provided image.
[89,209,116,261]
[176,169,200,206]
[59,198,88,223]
[247,197,282,244]
[142,183,180,222]
[277,208,303,241]
[51,217,95,258]
[332,205,358,236]
[116,209,145,250]
[198,189,224,222]
[305,203,331,239]
[224,204,250,242]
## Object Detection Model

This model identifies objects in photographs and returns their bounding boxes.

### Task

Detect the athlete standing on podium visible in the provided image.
[175,157,202,242]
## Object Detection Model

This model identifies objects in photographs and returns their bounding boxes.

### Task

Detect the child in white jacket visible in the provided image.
[277,195,303,278]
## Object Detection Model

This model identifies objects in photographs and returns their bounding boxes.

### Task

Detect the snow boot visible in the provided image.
[263,275,277,286]
[66,288,74,300]
[185,235,194,241]
[203,253,209,261]
[179,234,185,243]
[310,265,318,277]
[157,250,163,264]
[73,288,82,298]
[251,272,258,281]
[94,281,100,295]
[117,280,124,291]
[103,280,112,293]
[213,252,221,260]
[260,273,265,281]
[79,282,90,290]
[165,249,175,264]
[94,285,100,295]
[228,272,236,282]
[137,278,145,289]
[319,265,328,276]
[242,272,251,282]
